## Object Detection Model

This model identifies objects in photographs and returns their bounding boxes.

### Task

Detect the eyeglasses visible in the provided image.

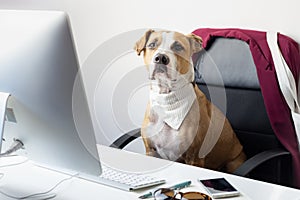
[154,188,212,200]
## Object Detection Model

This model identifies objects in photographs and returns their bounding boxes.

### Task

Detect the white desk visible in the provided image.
[0,145,300,200]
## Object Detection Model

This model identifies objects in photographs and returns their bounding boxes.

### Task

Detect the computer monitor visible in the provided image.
[0,10,102,178]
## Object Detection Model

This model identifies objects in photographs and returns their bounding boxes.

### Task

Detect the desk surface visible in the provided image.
[0,145,300,200]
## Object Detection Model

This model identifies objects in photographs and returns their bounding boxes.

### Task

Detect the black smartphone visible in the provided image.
[198,178,240,198]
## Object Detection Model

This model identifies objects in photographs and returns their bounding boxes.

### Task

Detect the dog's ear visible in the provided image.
[186,33,203,54]
[134,29,154,56]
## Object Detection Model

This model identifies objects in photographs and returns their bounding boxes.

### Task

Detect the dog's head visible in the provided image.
[134,30,202,93]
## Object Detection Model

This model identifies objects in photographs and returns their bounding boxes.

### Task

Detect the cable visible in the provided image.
[0,173,78,200]
[0,157,29,168]
[0,139,76,199]
[0,190,56,200]
[0,155,29,198]
[0,138,28,168]
[0,155,29,197]
[0,139,24,157]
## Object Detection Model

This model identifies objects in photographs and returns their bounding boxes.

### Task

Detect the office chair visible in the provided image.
[110,37,292,187]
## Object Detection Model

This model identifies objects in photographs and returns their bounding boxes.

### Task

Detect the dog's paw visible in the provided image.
[146,150,161,158]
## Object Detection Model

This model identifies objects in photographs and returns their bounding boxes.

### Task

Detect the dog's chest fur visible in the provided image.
[144,84,197,161]
[146,109,181,161]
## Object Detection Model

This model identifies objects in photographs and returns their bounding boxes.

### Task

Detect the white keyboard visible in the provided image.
[98,165,166,191]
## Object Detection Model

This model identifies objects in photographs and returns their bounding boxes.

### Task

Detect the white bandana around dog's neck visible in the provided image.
[150,83,196,130]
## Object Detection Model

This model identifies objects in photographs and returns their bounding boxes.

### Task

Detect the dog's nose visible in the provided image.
[154,53,170,65]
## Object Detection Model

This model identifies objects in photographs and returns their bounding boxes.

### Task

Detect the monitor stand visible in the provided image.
[0,92,10,152]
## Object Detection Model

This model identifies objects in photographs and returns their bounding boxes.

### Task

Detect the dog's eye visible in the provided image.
[147,42,156,49]
[171,42,184,52]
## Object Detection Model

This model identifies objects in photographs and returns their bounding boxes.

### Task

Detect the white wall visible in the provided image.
[1,0,300,151]
[2,0,300,63]
[67,0,300,64]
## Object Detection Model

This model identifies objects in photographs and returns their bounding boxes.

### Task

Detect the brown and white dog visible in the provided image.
[134,29,246,173]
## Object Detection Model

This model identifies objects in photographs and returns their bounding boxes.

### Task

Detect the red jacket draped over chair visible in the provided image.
[192,28,300,188]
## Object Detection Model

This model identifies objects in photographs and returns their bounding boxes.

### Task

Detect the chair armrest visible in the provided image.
[109,128,141,149]
[233,148,290,177]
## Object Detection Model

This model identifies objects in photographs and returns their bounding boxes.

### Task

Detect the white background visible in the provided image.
[1,0,300,151]
[1,0,300,64]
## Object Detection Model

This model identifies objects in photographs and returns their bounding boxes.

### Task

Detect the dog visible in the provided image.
[134,29,246,173]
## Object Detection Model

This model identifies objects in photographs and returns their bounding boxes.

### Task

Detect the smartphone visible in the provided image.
[198,178,240,198]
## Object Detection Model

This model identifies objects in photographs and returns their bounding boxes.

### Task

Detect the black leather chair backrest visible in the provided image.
[194,38,282,158]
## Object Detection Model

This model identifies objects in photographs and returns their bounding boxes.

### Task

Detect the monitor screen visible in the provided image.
[0,10,102,178]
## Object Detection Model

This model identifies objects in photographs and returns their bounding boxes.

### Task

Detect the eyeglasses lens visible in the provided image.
[182,192,212,200]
